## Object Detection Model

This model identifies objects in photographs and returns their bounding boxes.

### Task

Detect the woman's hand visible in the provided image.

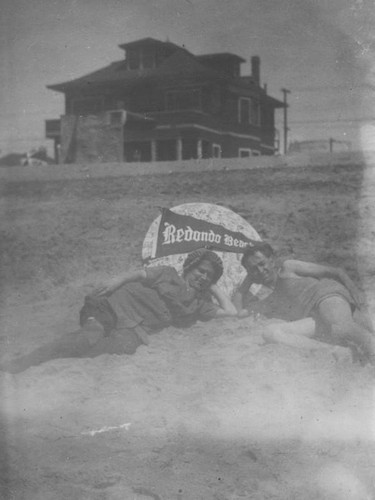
[93,277,123,296]
[237,308,263,321]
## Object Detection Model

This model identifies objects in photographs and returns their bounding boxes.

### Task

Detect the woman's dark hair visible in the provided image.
[241,241,274,268]
[183,248,224,284]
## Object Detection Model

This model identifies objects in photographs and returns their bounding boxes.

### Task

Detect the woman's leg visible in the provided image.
[87,327,143,357]
[317,296,375,363]
[1,319,104,373]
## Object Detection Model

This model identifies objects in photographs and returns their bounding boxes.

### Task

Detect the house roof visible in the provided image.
[47,61,148,92]
[46,37,284,107]
[118,37,181,51]
[196,53,246,63]
[47,46,227,93]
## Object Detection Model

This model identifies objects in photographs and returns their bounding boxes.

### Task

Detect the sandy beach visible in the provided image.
[1,162,375,499]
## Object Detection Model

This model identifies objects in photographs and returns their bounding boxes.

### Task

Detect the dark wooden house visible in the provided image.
[45,38,284,163]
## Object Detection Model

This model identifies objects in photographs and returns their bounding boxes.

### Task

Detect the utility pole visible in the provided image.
[281,88,291,155]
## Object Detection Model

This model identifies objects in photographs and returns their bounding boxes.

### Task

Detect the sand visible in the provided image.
[1,162,375,499]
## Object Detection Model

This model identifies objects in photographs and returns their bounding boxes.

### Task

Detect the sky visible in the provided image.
[1,0,375,156]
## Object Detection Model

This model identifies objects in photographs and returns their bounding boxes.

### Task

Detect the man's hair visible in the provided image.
[241,241,274,268]
[183,248,224,284]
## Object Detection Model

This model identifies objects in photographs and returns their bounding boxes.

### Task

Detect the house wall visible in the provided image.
[123,125,268,160]
[58,109,275,164]
[260,101,275,147]
[122,84,163,113]
[60,114,123,164]
[65,83,270,131]
[223,135,262,157]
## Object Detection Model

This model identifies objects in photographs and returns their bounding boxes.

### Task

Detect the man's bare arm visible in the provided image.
[232,274,254,313]
[283,259,364,308]
[210,284,237,317]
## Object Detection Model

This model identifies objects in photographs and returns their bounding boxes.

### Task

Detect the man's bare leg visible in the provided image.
[262,318,351,361]
[317,297,375,364]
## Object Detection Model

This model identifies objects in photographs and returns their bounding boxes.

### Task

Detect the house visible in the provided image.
[288,139,351,154]
[45,38,284,164]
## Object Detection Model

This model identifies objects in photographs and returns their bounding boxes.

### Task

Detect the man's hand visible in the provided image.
[237,308,263,321]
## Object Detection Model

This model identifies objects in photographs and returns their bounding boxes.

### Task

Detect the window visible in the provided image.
[239,98,250,124]
[238,97,260,125]
[125,47,155,69]
[166,89,201,111]
[239,148,252,158]
[142,48,154,68]
[239,148,261,157]
[128,49,140,70]
[251,100,260,125]
[213,144,222,158]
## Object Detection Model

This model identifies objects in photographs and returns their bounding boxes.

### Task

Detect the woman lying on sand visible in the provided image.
[3,249,237,373]
[233,242,375,364]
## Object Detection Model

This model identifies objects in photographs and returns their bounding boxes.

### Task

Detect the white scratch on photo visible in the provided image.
[82,423,131,436]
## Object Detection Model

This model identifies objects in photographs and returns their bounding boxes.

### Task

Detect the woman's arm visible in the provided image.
[210,284,237,317]
[94,269,147,296]
[283,259,364,308]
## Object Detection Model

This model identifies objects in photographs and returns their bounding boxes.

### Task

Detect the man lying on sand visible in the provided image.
[233,242,375,365]
[3,249,236,373]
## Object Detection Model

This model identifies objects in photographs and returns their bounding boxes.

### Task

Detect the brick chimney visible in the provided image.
[251,56,260,86]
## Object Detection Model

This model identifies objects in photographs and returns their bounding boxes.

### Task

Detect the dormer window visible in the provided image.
[142,48,154,68]
[125,47,155,70]
[127,49,140,70]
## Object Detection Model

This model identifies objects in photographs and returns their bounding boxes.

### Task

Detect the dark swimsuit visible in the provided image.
[249,274,355,323]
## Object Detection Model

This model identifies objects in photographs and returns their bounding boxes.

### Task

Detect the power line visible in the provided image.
[292,84,375,92]
[289,117,375,124]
